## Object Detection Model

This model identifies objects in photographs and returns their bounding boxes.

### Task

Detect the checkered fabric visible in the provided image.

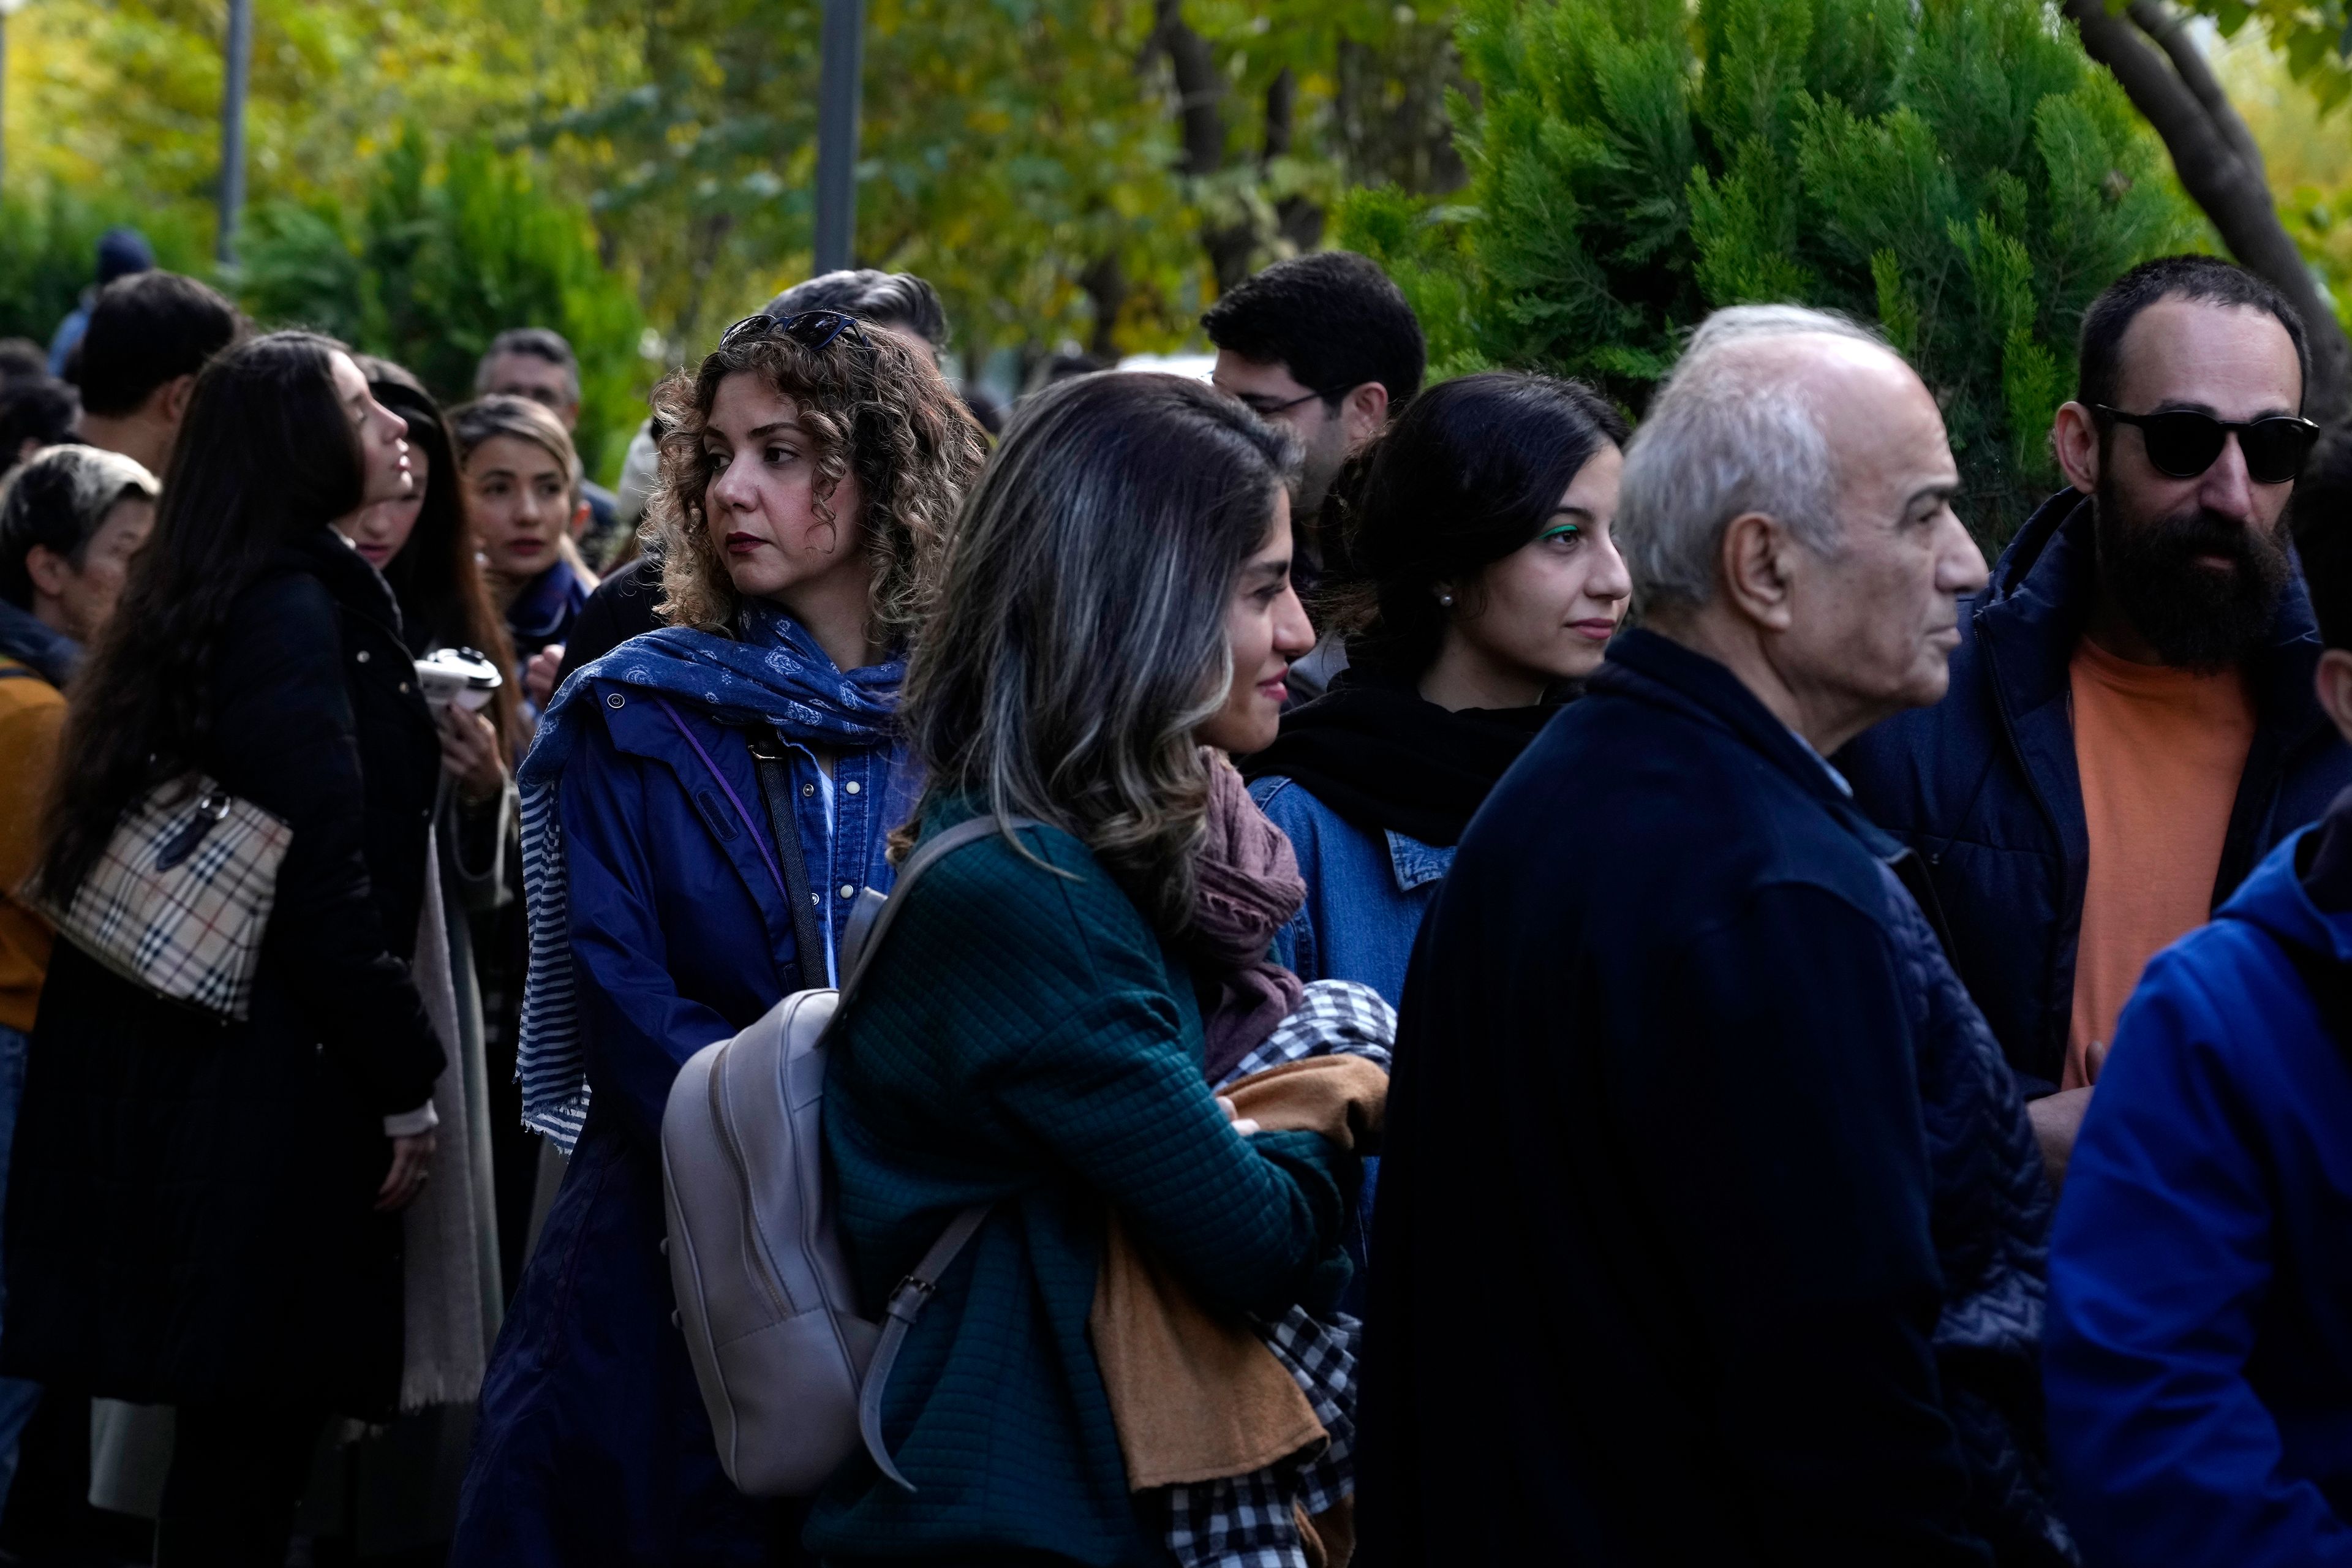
[1155,981,1390,1567]
[1226,980,1395,1082]
[45,776,292,1021]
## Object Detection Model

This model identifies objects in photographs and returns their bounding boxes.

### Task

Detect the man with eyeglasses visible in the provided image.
[1843,254,2352,1187]
[1204,252,1425,703]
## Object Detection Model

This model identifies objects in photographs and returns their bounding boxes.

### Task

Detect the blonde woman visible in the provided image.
[450,309,984,1567]
[451,394,595,715]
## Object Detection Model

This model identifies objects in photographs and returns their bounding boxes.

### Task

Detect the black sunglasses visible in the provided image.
[2095,405,2320,486]
[717,308,869,353]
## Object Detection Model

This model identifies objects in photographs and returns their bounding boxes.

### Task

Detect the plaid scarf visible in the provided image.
[514,603,903,1148]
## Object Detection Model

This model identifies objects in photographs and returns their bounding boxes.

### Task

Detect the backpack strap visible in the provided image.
[859,1204,994,1491]
[746,727,832,993]
[837,809,1042,1492]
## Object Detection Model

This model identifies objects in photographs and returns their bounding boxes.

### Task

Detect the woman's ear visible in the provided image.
[2315,647,2352,747]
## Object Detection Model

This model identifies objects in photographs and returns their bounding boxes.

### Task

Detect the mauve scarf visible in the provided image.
[1192,755,1308,1082]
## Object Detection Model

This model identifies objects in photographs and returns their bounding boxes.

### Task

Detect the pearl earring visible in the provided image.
[1438,592,1455,607]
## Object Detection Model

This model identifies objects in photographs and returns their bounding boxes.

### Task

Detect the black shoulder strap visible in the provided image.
[747,727,832,993]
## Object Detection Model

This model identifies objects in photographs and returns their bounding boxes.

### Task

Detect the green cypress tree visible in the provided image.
[1340,0,2203,541]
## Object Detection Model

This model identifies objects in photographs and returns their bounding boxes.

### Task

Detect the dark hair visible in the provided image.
[766,270,951,349]
[0,443,157,609]
[359,358,524,755]
[0,339,47,386]
[2293,421,2352,651]
[474,327,581,401]
[2078,255,2310,412]
[1321,372,1627,677]
[1200,251,1427,409]
[0,380,82,473]
[36,331,364,899]
[895,373,1294,934]
[70,271,245,419]
[95,225,155,286]
[648,319,986,640]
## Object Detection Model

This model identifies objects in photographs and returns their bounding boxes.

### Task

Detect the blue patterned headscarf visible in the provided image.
[514,602,905,1148]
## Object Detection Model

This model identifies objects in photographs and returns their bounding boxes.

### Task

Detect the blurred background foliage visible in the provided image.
[1339,0,2206,542]
[0,0,1473,473]
[2219,23,2352,330]
[0,0,2347,502]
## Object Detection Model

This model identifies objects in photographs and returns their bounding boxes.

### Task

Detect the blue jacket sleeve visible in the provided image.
[2045,949,2352,1567]
[560,720,743,1146]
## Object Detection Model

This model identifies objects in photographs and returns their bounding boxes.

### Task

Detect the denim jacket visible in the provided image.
[1250,773,1454,1009]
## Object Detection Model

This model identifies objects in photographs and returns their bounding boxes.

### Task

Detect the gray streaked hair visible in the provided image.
[894,372,1294,935]
[474,326,581,402]
[1618,304,1894,614]
[0,443,159,609]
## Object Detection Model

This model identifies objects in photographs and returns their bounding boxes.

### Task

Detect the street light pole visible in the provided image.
[217,0,253,265]
[812,0,865,274]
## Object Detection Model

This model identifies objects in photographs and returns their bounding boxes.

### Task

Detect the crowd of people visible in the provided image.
[0,222,2346,1568]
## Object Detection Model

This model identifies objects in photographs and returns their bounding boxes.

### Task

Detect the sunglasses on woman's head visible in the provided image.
[717,309,869,353]
[2095,405,2320,486]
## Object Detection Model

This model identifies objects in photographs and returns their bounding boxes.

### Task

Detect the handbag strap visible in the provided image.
[838,809,1043,1492]
[654,698,790,905]
[746,727,832,995]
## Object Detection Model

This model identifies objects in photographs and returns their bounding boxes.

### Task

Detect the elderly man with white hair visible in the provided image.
[1354,307,2075,1566]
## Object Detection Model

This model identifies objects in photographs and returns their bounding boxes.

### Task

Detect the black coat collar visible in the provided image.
[1594,628,1905,861]
[273,527,407,641]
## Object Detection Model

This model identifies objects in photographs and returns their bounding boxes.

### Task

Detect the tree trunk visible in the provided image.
[2064,0,2352,421]
[1262,67,1325,254]
[1151,0,1257,293]
[1080,252,1127,359]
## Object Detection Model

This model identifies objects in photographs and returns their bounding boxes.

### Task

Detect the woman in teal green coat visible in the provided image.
[809,372,1349,1566]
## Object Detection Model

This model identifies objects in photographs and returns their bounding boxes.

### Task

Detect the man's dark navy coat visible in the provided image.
[1839,489,2352,1095]
[1355,628,2062,1566]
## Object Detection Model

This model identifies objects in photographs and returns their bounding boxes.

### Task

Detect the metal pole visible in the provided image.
[217,0,253,265]
[812,0,865,274]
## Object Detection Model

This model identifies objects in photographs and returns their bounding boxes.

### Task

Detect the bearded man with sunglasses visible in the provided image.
[1843,255,2352,1188]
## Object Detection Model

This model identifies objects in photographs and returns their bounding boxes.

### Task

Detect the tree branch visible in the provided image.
[2124,0,2268,188]
[2064,0,2351,420]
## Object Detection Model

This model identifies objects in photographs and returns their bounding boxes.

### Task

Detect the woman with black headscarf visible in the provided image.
[1243,371,1632,1007]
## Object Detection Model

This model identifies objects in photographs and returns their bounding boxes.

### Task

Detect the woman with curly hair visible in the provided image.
[450,309,987,1567]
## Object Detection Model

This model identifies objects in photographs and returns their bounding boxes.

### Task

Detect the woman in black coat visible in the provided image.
[6,332,446,1562]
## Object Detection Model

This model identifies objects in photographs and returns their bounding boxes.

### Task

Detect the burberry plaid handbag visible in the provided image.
[39,776,293,1022]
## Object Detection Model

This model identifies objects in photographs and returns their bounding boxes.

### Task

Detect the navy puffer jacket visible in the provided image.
[1839,489,2352,1096]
